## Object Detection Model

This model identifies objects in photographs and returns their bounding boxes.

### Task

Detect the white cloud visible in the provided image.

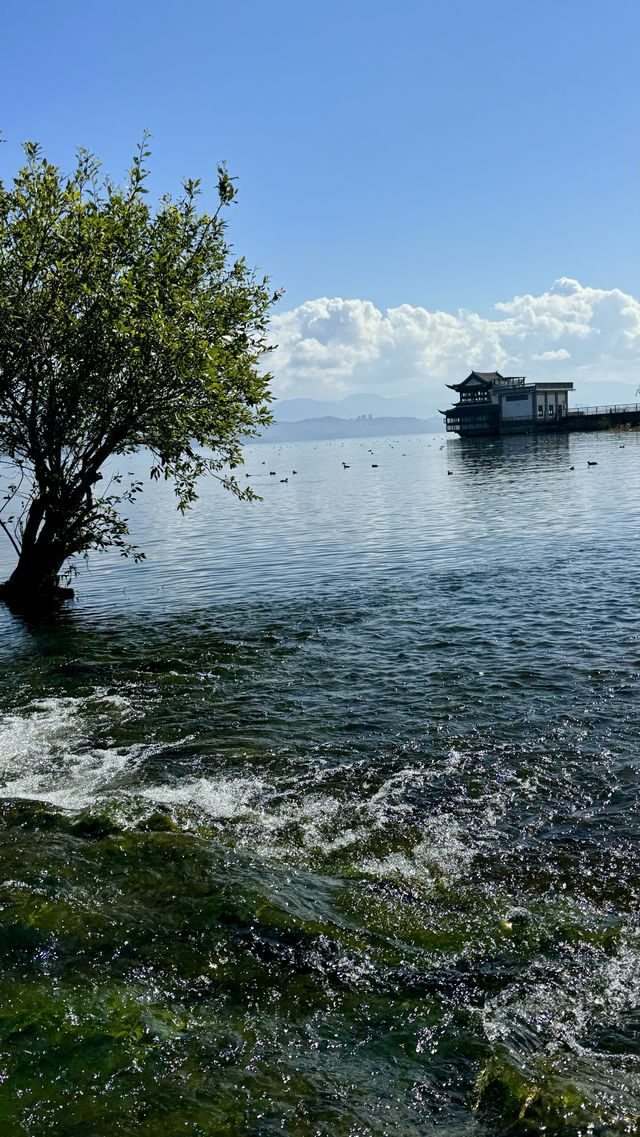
[533,349,571,361]
[267,279,640,402]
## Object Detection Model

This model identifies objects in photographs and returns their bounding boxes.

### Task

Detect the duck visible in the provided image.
[587,460,598,466]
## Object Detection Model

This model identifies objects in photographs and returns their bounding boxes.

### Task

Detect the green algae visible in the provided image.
[0,771,639,1134]
[475,1049,640,1135]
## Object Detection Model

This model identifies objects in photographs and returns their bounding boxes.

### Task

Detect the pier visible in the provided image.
[565,403,640,432]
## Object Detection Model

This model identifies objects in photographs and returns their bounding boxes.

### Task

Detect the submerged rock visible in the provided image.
[475,1049,639,1135]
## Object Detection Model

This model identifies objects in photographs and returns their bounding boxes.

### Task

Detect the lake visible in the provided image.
[0,428,638,1135]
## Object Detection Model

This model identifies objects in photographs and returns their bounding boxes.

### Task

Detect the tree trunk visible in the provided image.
[0,505,75,610]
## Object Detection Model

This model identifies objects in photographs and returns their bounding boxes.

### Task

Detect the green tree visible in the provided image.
[0,135,279,609]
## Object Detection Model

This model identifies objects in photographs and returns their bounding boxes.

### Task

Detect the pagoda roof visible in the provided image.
[445,370,527,391]
[446,370,502,391]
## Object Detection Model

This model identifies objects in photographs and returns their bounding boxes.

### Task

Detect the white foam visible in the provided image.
[0,694,158,810]
[0,702,490,887]
[360,815,475,884]
[134,762,474,887]
[483,939,640,1060]
[137,774,268,819]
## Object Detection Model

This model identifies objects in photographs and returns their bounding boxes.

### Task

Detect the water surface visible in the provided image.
[0,429,638,1135]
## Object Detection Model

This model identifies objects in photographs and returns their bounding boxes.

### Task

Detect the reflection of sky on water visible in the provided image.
[0,429,638,615]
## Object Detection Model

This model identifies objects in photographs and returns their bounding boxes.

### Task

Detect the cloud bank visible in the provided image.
[268,279,640,403]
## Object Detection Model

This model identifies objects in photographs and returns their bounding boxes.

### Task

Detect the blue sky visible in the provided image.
[1,0,638,401]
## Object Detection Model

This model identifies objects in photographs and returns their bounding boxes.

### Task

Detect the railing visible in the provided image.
[569,403,640,416]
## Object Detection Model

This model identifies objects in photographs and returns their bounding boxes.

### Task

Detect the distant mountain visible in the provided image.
[270,383,639,422]
[271,393,440,422]
[249,415,444,444]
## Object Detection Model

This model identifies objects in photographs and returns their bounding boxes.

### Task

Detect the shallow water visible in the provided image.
[0,429,638,1135]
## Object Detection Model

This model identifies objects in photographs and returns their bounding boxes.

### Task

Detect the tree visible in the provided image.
[0,135,279,609]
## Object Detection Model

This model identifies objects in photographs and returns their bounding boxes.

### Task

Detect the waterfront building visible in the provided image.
[443,372,573,437]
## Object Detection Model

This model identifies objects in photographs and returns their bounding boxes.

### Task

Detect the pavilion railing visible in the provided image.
[569,403,640,415]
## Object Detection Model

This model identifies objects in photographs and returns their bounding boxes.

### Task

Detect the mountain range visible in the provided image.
[251,414,444,444]
[270,393,440,421]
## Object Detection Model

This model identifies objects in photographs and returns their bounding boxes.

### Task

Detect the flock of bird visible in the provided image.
[241,438,611,482]
[243,440,422,481]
